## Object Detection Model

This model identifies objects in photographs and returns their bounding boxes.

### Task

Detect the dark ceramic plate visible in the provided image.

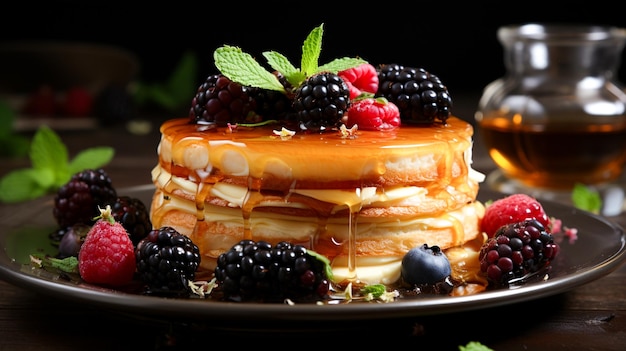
[1,185,625,324]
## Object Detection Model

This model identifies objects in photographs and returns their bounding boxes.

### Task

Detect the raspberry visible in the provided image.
[338,63,379,100]
[110,196,152,247]
[345,96,401,131]
[78,205,136,286]
[479,219,560,286]
[189,74,257,126]
[214,240,331,302]
[376,64,452,124]
[292,72,351,132]
[23,85,57,116]
[135,226,201,296]
[481,194,551,238]
[60,86,93,117]
[53,168,118,229]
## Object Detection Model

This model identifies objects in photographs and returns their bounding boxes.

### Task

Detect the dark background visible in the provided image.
[3,1,626,115]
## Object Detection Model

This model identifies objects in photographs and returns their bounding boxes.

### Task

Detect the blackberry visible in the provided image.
[135,226,201,296]
[376,64,452,124]
[111,196,152,247]
[248,71,297,122]
[53,168,117,229]
[292,72,350,131]
[214,240,331,302]
[479,219,560,287]
[93,84,134,124]
[189,74,257,126]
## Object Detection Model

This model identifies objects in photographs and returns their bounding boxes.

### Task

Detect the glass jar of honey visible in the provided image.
[476,24,626,191]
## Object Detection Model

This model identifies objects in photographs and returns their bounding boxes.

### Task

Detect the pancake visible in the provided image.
[150,116,486,284]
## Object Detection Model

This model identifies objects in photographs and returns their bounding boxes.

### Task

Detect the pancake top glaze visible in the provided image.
[158,117,481,194]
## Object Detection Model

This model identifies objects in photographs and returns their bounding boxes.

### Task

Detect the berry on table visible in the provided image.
[135,226,201,296]
[481,193,551,238]
[345,96,401,131]
[78,205,136,286]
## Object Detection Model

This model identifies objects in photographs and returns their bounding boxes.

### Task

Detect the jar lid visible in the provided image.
[498,23,626,43]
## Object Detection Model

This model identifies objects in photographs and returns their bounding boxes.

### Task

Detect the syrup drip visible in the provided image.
[346,209,358,280]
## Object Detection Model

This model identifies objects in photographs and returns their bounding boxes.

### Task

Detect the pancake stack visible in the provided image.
[150,116,486,284]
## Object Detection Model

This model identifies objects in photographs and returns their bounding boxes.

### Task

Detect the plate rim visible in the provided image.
[1,185,625,322]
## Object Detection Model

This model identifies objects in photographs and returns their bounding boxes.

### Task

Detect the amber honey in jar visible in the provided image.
[476,23,626,190]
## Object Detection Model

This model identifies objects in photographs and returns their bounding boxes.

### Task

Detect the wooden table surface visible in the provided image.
[1,96,625,350]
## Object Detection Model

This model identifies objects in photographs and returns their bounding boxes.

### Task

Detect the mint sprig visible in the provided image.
[0,125,114,203]
[214,46,287,92]
[213,23,367,92]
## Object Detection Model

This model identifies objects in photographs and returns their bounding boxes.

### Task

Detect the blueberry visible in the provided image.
[401,244,451,286]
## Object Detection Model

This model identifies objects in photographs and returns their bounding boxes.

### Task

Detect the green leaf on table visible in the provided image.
[571,183,602,214]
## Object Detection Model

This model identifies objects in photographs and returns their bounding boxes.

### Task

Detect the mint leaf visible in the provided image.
[301,23,324,76]
[214,45,285,92]
[30,253,79,274]
[68,147,115,176]
[318,57,368,74]
[361,284,387,298]
[0,168,50,203]
[213,23,366,93]
[30,125,68,172]
[571,183,602,213]
[307,249,334,281]
[262,51,305,87]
